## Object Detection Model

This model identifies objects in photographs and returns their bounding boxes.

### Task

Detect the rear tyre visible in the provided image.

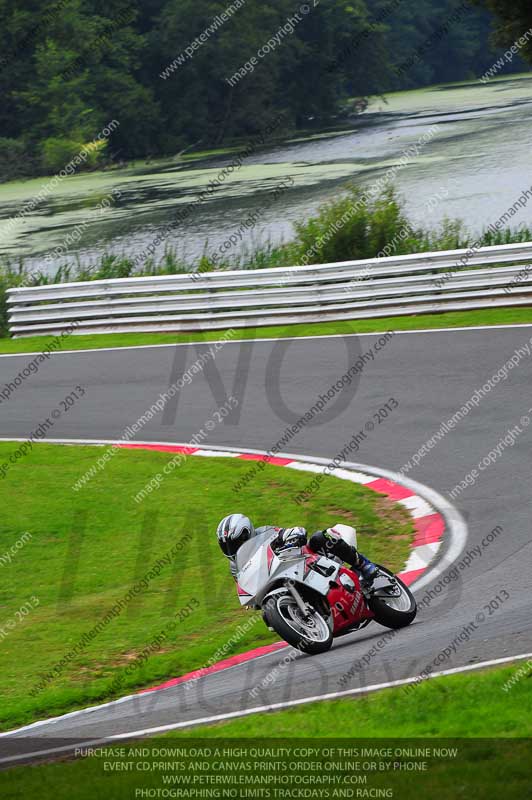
[263,591,333,655]
[367,565,417,629]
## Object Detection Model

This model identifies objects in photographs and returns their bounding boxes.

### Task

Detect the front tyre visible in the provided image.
[367,565,417,629]
[263,592,333,655]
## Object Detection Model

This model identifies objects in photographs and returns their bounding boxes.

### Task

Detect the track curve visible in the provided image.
[0,325,531,759]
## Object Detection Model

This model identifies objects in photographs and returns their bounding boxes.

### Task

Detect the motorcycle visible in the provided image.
[235,524,417,654]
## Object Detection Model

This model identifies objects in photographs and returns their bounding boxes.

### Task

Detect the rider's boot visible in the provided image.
[353,553,379,587]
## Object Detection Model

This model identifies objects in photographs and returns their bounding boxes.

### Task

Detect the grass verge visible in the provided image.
[1,663,531,798]
[167,660,531,738]
[2,307,532,355]
[0,442,413,731]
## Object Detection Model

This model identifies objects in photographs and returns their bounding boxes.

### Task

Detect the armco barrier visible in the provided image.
[7,242,532,337]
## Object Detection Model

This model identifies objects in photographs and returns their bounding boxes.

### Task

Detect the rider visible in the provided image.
[216,513,379,586]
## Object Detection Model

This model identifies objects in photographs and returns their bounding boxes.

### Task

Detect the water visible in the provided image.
[1,73,532,274]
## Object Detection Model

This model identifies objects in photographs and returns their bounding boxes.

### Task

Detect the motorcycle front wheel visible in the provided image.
[263,591,333,655]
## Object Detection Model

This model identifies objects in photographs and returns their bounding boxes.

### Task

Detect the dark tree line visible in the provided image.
[475,0,532,60]
[0,0,527,179]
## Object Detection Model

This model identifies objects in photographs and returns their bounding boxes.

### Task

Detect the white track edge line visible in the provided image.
[0,647,292,740]
[1,323,531,358]
[1,652,531,764]
[0,439,464,737]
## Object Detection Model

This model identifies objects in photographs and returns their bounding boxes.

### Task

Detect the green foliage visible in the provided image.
[0,0,523,170]
[2,187,532,339]
[379,0,519,89]
[474,1,532,63]
[0,261,38,336]
[289,187,481,265]
[292,187,413,264]
[0,138,36,181]
[41,136,80,172]
[40,137,105,173]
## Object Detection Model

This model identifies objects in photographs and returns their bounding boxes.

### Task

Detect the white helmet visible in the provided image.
[217,513,255,558]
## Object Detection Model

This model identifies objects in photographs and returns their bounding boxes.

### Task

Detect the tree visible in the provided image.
[0,0,525,177]
[473,1,532,63]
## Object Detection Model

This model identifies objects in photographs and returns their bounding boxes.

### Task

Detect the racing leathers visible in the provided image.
[228,525,378,583]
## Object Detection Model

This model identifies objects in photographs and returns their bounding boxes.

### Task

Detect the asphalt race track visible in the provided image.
[1,325,531,760]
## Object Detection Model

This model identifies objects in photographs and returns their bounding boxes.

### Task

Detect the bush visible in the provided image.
[40,136,107,175]
[289,186,491,267]
[291,186,424,265]
[41,137,83,173]
[2,186,531,338]
[0,263,43,336]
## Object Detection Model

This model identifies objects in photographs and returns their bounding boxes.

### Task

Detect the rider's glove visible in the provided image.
[318,528,358,564]
[321,528,343,551]
[274,527,307,551]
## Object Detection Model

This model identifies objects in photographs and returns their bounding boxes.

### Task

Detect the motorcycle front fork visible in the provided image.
[286,581,311,618]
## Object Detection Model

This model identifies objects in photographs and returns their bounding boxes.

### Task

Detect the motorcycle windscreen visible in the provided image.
[235,531,276,599]
[236,530,273,571]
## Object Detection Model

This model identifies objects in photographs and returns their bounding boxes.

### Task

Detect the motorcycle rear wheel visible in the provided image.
[263,591,333,655]
[367,565,417,629]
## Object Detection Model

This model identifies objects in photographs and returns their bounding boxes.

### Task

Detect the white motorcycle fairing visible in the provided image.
[235,530,340,607]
